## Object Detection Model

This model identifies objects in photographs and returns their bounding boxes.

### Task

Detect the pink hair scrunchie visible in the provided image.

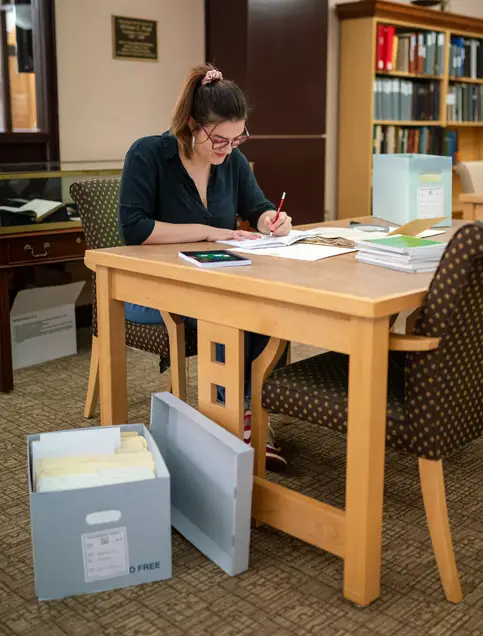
[201,69,223,86]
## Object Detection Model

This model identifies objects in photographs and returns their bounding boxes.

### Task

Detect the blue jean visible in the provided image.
[125,303,288,402]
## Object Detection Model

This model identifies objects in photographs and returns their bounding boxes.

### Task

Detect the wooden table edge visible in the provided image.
[85,250,429,319]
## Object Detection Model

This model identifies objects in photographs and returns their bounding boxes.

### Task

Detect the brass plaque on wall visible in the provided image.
[112,15,158,62]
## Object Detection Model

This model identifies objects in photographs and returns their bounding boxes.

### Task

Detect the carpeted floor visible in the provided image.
[0,329,482,636]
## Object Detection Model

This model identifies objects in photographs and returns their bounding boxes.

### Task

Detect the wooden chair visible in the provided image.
[70,179,197,418]
[455,161,483,221]
[251,221,483,603]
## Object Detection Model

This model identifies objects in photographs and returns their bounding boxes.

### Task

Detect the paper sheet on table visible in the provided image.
[233,244,356,261]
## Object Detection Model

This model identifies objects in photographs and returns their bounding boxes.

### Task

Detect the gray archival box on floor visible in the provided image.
[28,424,172,601]
[150,392,254,576]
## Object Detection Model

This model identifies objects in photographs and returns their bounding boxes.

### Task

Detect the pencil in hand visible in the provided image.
[269,192,286,237]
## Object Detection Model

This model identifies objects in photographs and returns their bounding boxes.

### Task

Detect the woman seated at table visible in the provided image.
[118,64,291,471]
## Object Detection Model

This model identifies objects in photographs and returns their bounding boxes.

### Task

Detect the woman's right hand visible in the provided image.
[205,227,260,242]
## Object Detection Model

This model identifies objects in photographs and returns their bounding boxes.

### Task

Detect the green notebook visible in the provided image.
[358,235,446,254]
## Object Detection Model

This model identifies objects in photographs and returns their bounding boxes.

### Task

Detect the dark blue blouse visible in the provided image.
[118,132,275,245]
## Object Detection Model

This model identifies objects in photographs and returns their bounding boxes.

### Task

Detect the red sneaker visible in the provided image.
[244,412,287,472]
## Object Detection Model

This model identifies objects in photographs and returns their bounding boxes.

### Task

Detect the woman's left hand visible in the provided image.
[260,210,292,236]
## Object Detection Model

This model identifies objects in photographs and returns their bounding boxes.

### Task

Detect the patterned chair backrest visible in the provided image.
[406,222,483,458]
[69,179,123,250]
[70,178,123,337]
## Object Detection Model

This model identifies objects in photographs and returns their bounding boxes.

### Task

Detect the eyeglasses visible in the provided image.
[198,123,249,150]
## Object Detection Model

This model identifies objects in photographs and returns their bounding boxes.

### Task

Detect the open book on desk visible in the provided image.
[217,224,446,251]
[0,198,64,222]
[216,229,314,250]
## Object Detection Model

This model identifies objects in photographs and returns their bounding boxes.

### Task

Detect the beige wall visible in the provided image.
[55,0,204,167]
[326,0,483,218]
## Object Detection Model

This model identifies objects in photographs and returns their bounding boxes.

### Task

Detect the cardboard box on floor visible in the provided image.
[11,281,84,370]
[28,394,254,601]
[28,424,172,601]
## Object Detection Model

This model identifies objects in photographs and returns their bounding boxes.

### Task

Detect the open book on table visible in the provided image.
[216,229,315,250]
[216,224,446,251]
[0,198,64,222]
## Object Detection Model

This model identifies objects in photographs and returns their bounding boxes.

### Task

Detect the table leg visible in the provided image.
[0,270,13,393]
[197,320,244,439]
[344,316,389,606]
[160,311,186,401]
[96,266,127,426]
[461,202,475,222]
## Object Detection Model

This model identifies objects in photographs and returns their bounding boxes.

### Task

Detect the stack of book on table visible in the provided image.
[356,235,447,273]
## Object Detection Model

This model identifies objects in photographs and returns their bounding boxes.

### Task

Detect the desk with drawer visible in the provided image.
[0,164,122,392]
[0,222,86,392]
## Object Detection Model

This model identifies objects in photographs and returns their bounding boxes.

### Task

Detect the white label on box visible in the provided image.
[82,526,129,583]
[417,186,444,220]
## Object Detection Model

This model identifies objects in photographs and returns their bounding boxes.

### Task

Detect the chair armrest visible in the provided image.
[389,334,440,352]
[459,193,483,204]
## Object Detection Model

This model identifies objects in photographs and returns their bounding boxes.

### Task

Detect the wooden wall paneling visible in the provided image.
[206,0,328,224]
[246,0,327,135]
[205,0,248,89]
[245,138,325,225]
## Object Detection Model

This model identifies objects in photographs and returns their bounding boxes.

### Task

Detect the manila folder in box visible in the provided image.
[387,217,446,237]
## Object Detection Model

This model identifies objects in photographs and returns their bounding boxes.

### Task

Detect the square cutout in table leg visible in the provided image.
[212,384,225,406]
[211,342,226,365]
[198,321,244,438]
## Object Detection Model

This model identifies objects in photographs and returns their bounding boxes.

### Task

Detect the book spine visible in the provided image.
[376,24,385,70]
[384,26,395,71]
[392,35,399,72]
[471,40,477,79]
[409,34,416,74]
[417,33,425,74]
[437,33,445,76]
[393,79,400,121]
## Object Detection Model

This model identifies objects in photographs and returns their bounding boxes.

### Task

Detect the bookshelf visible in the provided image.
[336,0,483,219]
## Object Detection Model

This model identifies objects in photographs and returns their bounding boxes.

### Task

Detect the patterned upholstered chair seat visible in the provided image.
[70,178,197,416]
[263,349,409,445]
[90,276,197,375]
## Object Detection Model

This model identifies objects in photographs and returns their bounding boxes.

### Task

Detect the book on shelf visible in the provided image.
[446,84,483,122]
[355,235,447,273]
[373,78,440,121]
[376,24,395,71]
[375,25,444,76]
[450,36,483,79]
[372,126,458,162]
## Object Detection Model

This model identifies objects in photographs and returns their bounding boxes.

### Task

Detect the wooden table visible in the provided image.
[84,217,461,606]
[0,222,86,392]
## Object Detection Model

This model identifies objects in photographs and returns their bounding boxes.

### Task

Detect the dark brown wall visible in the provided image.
[206,0,328,225]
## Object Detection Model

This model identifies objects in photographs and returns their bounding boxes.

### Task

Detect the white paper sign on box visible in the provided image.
[11,281,84,370]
